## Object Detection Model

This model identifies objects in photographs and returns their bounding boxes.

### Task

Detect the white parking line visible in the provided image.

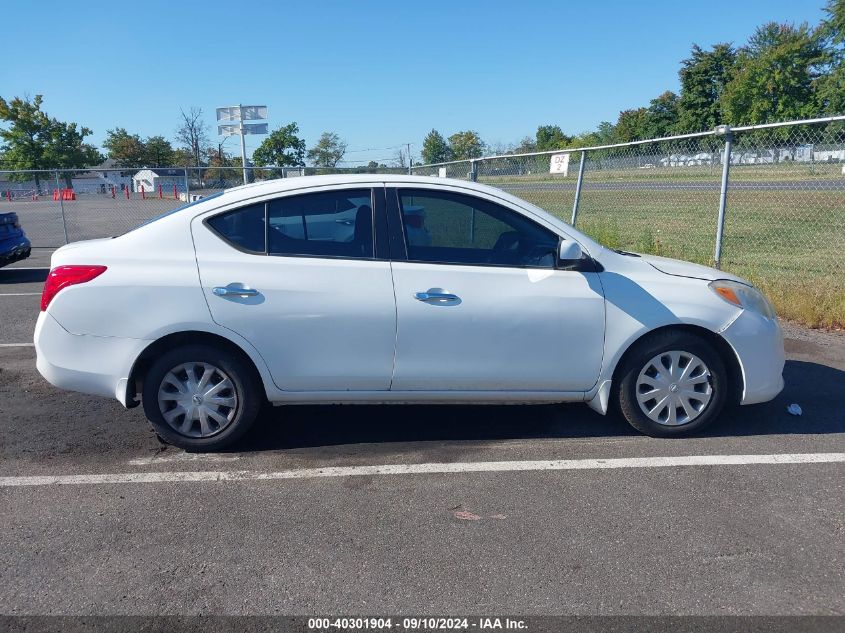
[128,453,242,466]
[2,453,844,488]
[0,292,41,296]
[0,343,34,347]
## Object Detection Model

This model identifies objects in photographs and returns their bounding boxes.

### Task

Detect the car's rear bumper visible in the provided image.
[0,235,31,266]
[34,311,149,406]
[719,310,785,405]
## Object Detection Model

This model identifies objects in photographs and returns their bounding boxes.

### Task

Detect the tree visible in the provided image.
[676,43,737,132]
[614,108,649,142]
[307,131,347,168]
[0,95,52,191]
[643,91,680,138]
[421,129,451,164]
[252,122,306,167]
[594,121,617,144]
[824,0,845,41]
[47,121,103,186]
[203,143,242,183]
[175,107,210,167]
[143,135,175,167]
[169,148,195,168]
[513,136,537,154]
[0,95,101,190]
[566,121,618,149]
[393,147,409,169]
[817,0,845,114]
[103,128,146,168]
[535,125,571,151]
[720,23,827,125]
[448,130,485,160]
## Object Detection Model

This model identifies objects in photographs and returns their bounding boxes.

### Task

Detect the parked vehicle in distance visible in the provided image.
[34,176,785,450]
[0,212,31,268]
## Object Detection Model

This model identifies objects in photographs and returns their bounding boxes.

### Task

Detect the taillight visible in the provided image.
[41,265,107,311]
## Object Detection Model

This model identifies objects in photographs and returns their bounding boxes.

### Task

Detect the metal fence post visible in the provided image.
[184,168,190,201]
[55,170,69,245]
[570,150,587,226]
[714,126,733,269]
[470,160,478,182]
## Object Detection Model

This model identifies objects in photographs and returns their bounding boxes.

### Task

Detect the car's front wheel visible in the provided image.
[616,331,728,437]
[141,344,263,451]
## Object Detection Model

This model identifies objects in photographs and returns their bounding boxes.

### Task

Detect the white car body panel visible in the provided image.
[193,237,397,392]
[33,174,784,416]
[189,183,397,392]
[390,262,605,391]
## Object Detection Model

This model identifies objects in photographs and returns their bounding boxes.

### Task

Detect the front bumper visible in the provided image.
[34,311,149,406]
[719,310,785,405]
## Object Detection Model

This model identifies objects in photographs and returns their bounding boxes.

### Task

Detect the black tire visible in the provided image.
[142,344,263,451]
[615,330,728,437]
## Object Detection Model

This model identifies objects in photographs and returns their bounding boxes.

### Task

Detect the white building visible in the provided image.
[132,168,185,194]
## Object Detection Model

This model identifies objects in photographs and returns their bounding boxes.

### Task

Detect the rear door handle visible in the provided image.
[213,285,259,297]
[414,290,460,303]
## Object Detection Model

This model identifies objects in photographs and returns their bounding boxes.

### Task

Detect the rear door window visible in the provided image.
[267,189,374,259]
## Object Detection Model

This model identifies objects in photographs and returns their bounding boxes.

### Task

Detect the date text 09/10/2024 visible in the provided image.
[307,617,528,630]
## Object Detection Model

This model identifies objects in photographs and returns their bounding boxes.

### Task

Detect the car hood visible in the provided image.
[637,253,748,284]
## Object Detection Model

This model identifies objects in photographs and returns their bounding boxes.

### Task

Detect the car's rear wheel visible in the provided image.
[142,344,262,451]
[616,331,727,437]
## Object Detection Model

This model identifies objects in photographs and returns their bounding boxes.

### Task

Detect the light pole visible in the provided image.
[238,104,248,183]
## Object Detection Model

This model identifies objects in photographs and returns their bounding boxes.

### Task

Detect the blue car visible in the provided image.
[0,212,31,268]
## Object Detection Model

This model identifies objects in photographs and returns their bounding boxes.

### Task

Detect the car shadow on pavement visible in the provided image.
[232,359,845,452]
[0,268,48,283]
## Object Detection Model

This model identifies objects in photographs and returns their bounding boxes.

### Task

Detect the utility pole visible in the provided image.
[238,104,248,184]
[407,142,412,175]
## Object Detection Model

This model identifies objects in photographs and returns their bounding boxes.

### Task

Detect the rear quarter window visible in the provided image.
[206,203,266,253]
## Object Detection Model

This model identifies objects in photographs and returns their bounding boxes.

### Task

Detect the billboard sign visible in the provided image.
[216,106,268,122]
[218,123,269,136]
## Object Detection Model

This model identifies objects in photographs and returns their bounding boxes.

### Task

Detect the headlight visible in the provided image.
[709,280,777,320]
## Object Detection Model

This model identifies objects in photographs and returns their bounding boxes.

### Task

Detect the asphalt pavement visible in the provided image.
[1,255,844,617]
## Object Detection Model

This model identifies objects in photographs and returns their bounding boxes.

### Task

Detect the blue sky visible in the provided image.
[1,0,828,165]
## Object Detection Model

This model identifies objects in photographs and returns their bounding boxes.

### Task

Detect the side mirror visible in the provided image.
[558,238,583,262]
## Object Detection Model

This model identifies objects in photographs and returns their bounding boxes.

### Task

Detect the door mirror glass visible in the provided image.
[558,239,583,262]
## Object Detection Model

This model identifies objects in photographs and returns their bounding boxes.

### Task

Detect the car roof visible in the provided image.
[219,174,467,198]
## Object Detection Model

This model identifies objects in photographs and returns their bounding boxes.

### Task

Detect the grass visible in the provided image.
[495,182,845,329]
[475,161,845,184]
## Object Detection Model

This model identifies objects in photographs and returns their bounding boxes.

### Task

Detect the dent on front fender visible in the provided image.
[584,270,743,415]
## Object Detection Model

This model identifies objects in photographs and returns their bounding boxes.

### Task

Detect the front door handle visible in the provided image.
[213,285,259,297]
[414,289,460,303]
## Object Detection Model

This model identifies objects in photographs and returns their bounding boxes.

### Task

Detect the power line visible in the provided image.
[344,143,413,154]
[337,157,397,164]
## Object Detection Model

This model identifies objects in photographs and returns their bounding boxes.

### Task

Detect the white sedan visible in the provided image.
[34,175,785,450]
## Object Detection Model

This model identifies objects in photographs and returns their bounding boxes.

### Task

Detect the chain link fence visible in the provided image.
[2,116,843,325]
[0,165,409,247]
[412,116,845,327]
